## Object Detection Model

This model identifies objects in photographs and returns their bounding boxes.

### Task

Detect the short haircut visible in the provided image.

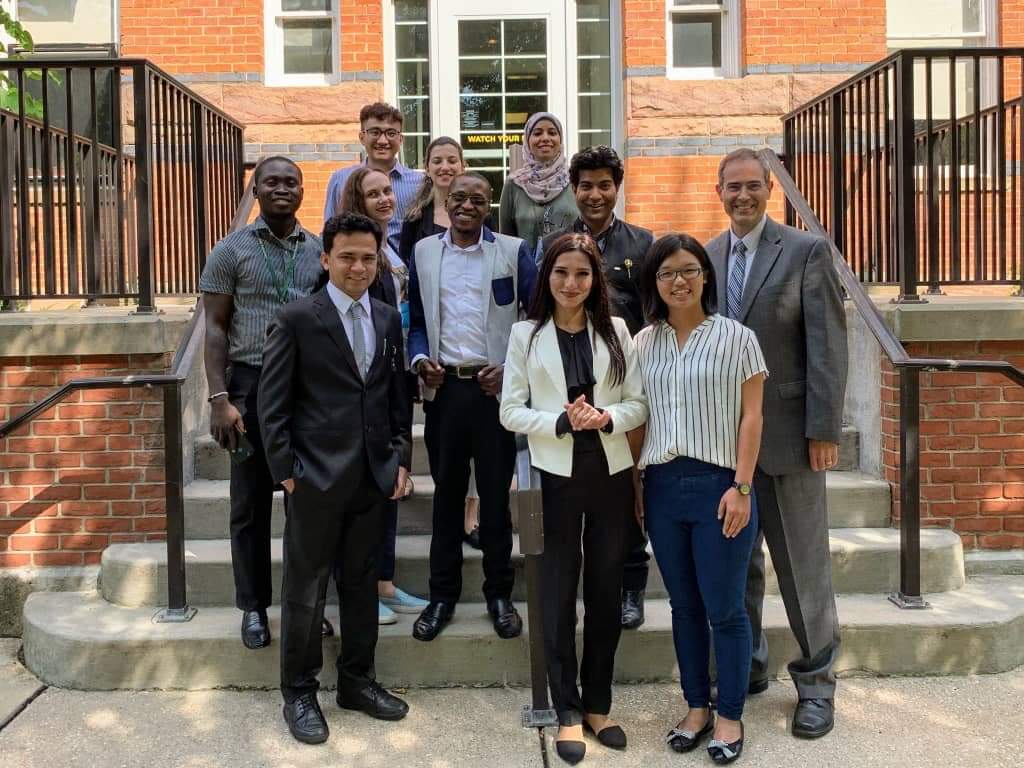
[569,145,624,188]
[717,147,771,187]
[640,233,718,321]
[321,211,383,254]
[252,155,301,185]
[360,102,403,127]
[450,171,491,195]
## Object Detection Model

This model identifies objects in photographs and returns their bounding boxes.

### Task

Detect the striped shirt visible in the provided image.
[198,217,324,367]
[636,314,768,470]
[322,161,424,254]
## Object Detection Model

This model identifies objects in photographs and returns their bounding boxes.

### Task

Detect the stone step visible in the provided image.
[181,470,890,541]
[100,527,961,608]
[23,575,1024,690]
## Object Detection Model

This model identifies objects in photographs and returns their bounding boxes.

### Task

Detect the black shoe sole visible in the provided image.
[792,719,834,739]
[337,701,409,721]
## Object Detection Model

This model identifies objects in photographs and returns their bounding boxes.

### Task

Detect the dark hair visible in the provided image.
[339,167,391,220]
[527,233,626,387]
[406,136,464,222]
[450,171,491,193]
[321,211,383,255]
[569,145,624,188]
[252,155,301,185]
[717,147,771,187]
[360,102,403,127]
[640,233,718,322]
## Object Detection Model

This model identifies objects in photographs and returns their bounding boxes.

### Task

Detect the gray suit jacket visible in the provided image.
[707,217,847,476]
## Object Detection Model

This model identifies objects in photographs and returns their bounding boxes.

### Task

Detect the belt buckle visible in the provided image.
[455,365,476,380]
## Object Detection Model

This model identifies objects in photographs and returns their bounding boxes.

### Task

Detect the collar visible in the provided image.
[325,280,372,318]
[574,214,617,239]
[369,159,415,180]
[442,227,485,252]
[254,216,305,243]
[729,215,767,255]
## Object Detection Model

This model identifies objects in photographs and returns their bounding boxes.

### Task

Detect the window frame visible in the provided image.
[665,0,741,81]
[264,0,340,88]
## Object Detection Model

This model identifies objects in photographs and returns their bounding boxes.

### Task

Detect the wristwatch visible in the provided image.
[731,480,752,496]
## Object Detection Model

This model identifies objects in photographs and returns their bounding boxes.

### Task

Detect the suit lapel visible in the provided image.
[366,298,390,380]
[313,289,362,381]
[480,237,496,332]
[738,217,783,323]
[590,317,609,396]
[535,320,568,399]
[707,231,730,315]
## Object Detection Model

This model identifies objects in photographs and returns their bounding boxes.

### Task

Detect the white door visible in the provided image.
[432,0,573,211]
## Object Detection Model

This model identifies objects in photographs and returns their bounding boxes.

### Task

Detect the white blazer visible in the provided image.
[500,316,648,477]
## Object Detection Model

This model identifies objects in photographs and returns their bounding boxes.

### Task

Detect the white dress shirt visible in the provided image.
[727,214,768,293]
[436,228,489,366]
[325,281,376,363]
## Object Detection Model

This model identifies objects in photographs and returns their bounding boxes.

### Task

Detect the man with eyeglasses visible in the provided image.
[406,172,537,643]
[323,102,423,253]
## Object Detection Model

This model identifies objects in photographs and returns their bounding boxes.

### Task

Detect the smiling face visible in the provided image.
[321,230,379,300]
[254,160,303,218]
[360,117,403,166]
[655,249,707,315]
[573,168,618,232]
[549,249,593,314]
[445,175,491,237]
[426,142,464,193]
[528,119,561,163]
[716,156,773,237]
[360,170,396,226]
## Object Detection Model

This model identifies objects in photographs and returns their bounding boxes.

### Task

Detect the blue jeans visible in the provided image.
[644,456,758,721]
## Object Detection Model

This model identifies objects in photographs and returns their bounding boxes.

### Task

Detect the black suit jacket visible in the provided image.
[258,286,412,499]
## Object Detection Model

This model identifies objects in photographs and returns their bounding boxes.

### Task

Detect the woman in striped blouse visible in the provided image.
[632,233,767,765]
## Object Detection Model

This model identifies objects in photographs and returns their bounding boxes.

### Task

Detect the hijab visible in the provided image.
[507,112,571,206]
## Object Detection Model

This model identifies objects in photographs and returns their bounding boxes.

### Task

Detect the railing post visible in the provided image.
[894,51,924,303]
[783,117,795,227]
[132,63,158,314]
[191,101,209,272]
[890,366,929,609]
[829,91,846,252]
[155,381,196,622]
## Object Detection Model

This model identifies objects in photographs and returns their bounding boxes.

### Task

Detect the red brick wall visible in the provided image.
[0,355,169,567]
[881,342,1024,550]
[744,0,887,66]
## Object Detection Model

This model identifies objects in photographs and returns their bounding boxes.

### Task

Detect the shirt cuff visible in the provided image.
[598,408,614,434]
[410,354,429,372]
[555,412,572,437]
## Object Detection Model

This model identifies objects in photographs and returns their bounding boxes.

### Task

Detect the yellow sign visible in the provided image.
[462,133,523,147]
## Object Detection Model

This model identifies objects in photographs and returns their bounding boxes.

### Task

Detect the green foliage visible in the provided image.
[0,8,61,120]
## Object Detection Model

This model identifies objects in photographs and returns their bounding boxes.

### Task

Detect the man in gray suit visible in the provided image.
[706,148,847,739]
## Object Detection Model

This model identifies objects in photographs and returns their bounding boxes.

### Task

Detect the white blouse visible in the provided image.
[635,314,768,470]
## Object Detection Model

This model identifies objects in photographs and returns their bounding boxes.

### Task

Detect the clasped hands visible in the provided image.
[563,394,610,432]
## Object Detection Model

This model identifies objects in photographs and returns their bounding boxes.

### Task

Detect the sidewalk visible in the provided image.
[2,639,1022,767]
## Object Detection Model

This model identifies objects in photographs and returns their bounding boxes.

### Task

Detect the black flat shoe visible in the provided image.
[412,601,454,642]
[283,693,328,744]
[583,720,626,750]
[621,590,645,629]
[555,738,586,764]
[321,618,334,637]
[792,698,834,739]
[463,525,481,549]
[487,597,523,639]
[708,721,744,764]
[241,609,271,649]
[337,681,409,721]
[666,713,714,753]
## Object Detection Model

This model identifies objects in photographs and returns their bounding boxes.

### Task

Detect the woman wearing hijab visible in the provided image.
[498,112,578,257]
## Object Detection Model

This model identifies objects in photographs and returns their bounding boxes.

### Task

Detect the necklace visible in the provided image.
[257,234,301,304]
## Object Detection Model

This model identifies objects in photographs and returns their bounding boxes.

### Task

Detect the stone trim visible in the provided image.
[625,66,667,78]
[626,134,783,158]
[243,143,363,164]
[0,311,191,357]
[627,63,871,78]
[170,71,384,85]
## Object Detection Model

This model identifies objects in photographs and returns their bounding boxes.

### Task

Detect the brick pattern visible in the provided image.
[744,0,887,66]
[881,342,1024,550]
[340,0,384,74]
[0,355,169,567]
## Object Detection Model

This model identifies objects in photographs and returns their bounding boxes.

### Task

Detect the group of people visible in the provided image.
[199,100,848,765]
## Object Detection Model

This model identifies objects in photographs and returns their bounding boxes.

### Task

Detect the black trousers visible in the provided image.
[280,464,385,702]
[540,444,634,726]
[622,507,650,592]
[227,363,275,612]
[423,377,515,604]
[378,499,398,582]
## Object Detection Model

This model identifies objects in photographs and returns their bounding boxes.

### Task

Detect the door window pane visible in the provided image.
[505,58,547,93]
[672,13,721,69]
[283,20,332,74]
[396,23,428,59]
[397,61,429,97]
[577,21,610,56]
[400,98,431,134]
[504,20,546,55]
[506,95,547,130]
[461,96,503,130]
[461,59,502,93]
[578,131,612,149]
[394,0,428,23]
[578,94,611,131]
[578,58,610,93]
[460,20,502,56]
[281,0,330,10]
[577,0,610,19]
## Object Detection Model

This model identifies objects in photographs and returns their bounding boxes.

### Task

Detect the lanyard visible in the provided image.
[257,234,301,304]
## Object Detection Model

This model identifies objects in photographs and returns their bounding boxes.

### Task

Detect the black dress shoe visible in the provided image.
[792,698,834,739]
[487,597,523,639]
[555,737,586,765]
[583,720,627,750]
[463,526,481,550]
[666,713,714,753]
[708,721,744,764]
[621,590,644,629]
[337,681,409,721]
[241,609,270,649]
[283,693,328,744]
[321,618,334,637]
[412,601,454,641]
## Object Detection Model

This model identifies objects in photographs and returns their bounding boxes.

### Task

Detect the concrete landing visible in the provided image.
[21,576,1024,691]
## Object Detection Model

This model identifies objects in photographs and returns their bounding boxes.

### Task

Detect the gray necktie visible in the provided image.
[348,301,369,378]
[727,240,747,319]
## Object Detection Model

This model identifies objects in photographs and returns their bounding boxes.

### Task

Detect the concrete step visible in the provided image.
[23,575,1024,690]
[100,527,961,608]
[181,470,890,541]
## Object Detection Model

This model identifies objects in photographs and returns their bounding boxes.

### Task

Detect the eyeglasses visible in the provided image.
[364,128,401,140]
[656,267,704,283]
[448,193,489,207]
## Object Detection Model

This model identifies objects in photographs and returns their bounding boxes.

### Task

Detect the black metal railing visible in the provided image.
[0,58,245,310]
[782,47,1024,298]
[0,180,256,618]
[762,148,1024,607]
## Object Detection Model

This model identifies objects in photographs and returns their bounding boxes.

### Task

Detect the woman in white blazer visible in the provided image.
[501,233,647,764]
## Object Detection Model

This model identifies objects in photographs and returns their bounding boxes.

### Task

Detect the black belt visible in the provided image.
[442,364,487,379]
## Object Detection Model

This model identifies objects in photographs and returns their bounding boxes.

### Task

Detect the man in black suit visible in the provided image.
[259,212,413,744]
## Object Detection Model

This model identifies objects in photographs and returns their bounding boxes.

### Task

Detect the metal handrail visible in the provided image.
[0,174,256,619]
[761,148,1024,607]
